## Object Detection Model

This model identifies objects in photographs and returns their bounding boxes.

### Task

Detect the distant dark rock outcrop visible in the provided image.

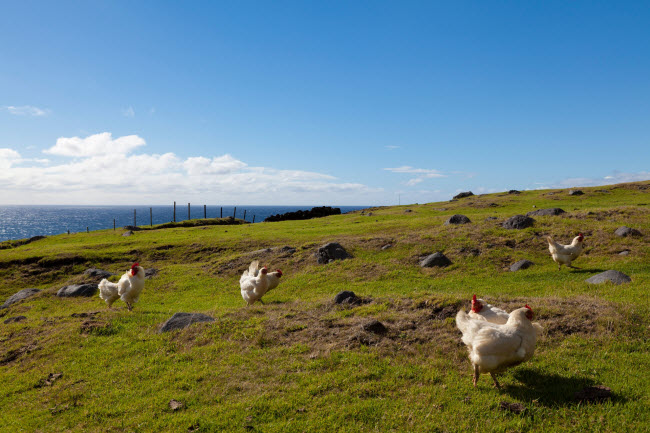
[1,288,41,309]
[526,208,566,217]
[317,242,352,264]
[585,270,631,285]
[334,290,360,305]
[420,252,452,268]
[453,191,474,200]
[84,268,115,280]
[265,206,341,222]
[569,190,584,196]
[159,313,215,333]
[444,214,471,225]
[57,284,97,297]
[502,215,535,229]
[614,226,642,237]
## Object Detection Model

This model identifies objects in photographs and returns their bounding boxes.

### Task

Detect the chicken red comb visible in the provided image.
[525,304,532,310]
[472,294,477,302]
[131,262,139,268]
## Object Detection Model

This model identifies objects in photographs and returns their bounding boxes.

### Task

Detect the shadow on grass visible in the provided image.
[503,368,623,407]
[568,268,607,274]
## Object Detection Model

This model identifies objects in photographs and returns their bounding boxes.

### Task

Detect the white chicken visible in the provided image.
[247,260,283,291]
[467,294,509,325]
[456,305,543,388]
[240,263,269,305]
[98,262,145,311]
[546,233,584,270]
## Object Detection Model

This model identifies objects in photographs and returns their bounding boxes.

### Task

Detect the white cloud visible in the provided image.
[122,106,135,118]
[5,105,50,116]
[556,171,650,188]
[0,133,381,204]
[44,132,146,157]
[385,145,400,150]
[384,165,446,186]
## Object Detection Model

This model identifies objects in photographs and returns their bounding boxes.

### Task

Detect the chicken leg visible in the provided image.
[473,365,480,387]
[490,373,501,389]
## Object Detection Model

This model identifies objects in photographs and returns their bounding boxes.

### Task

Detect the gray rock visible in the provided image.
[381,244,393,250]
[84,268,115,279]
[1,288,41,309]
[508,190,521,194]
[502,215,535,229]
[122,231,133,237]
[614,226,642,237]
[159,312,215,333]
[453,191,474,199]
[569,189,584,196]
[618,250,630,256]
[585,270,631,285]
[444,214,471,225]
[510,260,534,272]
[57,284,97,297]
[420,252,452,268]
[334,291,360,305]
[4,316,27,324]
[144,268,159,279]
[317,242,352,264]
[526,208,566,217]
[404,209,413,213]
[362,319,387,335]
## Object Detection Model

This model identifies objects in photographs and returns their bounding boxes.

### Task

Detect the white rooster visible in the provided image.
[247,260,283,291]
[467,294,510,325]
[240,262,269,305]
[456,305,543,388]
[546,233,584,270]
[98,262,145,311]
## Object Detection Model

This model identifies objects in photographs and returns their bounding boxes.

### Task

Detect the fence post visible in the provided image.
[252,215,255,223]
[220,207,222,218]
[243,209,246,221]
[68,229,70,235]
[86,227,89,233]
[150,207,153,227]
[233,206,236,218]
[188,203,190,220]
[173,201,176,222]
[133,209,136,227]
[204,204,206,219]
[113,219,115,231]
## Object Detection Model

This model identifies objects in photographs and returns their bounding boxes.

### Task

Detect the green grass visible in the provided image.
[1,182,650,432]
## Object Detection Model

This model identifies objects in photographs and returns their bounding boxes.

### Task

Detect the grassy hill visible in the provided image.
[1,181,649,432]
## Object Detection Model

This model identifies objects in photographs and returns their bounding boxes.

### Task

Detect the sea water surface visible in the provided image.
[0,205,367,242]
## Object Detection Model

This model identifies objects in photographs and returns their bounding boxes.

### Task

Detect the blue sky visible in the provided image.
[1,1,649,205]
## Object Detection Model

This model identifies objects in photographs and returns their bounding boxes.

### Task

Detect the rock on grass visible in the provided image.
[420,252,452,268]
[317,242,352,264]
[574,385,612,403]
[453,191,474,199]
[510,260,534,272]
[585,270,631,285]
[57,284,97,297]
[526,208,566,217]
[444,214,471,225]
[502,215,535,229]
[159,313,215,333]
[334,291,360,305]
[614,226,642,237]
[1,288,40,309]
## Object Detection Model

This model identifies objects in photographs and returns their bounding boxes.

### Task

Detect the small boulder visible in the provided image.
[317,242,352,264]
[56,284,97,297]
[614,226,642,237]
[453,191,474,200]
[499,401,526,414]
[404,209,413,213]
[362,319,387,335]
[618,250,630,256]
[508,190,521,195]
[420,252,452,268]
[381,244,392,250]
[585,270,631,285]
[84,268,115,279]
[334,291,360,305]
[122,231,133,237]
[159,313,215,333]
[502,215,535,229]
[1,288,41,309]
[526,208,566,217]
[444,214,471,225]
[144,268,159,279]
[510,260,534,272]
[569,189,584,196]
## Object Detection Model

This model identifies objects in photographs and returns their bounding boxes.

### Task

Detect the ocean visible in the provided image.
[0,205,367,242]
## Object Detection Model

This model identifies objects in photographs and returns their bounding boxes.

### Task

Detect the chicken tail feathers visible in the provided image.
[248,260,260,277]
[455,310,471,334]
